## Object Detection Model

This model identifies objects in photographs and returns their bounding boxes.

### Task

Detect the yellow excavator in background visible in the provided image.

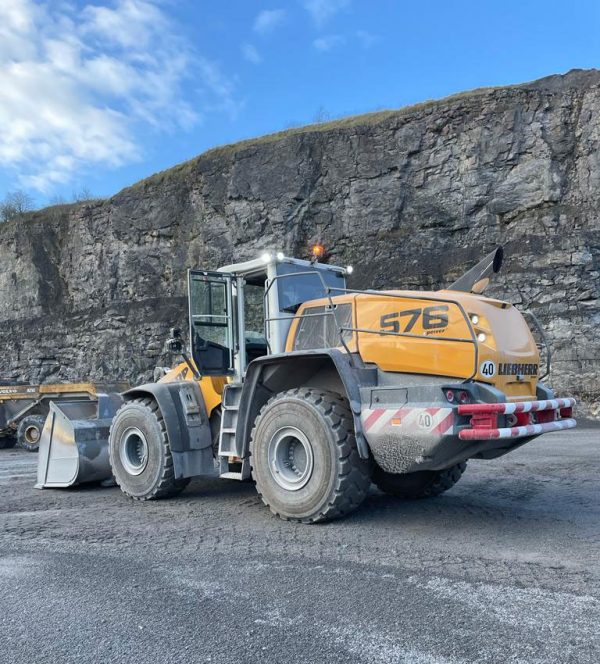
[37,247,576,523]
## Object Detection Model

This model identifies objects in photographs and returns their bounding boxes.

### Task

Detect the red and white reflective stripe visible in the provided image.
[363,408,386,432]
[361,406,454,436]
[457,397,576,416]
[459,418,577,441]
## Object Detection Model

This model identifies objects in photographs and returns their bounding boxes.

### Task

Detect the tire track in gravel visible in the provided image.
[0,428,598,663]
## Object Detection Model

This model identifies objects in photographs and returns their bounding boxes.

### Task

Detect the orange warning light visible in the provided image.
[311,244,325,260]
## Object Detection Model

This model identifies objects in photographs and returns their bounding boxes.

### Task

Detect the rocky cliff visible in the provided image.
[1,69,599,413]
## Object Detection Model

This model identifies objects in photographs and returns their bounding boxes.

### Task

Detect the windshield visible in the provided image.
[276,263,346,312]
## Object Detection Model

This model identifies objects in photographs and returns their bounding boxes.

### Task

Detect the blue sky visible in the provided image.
[1,0,599,206]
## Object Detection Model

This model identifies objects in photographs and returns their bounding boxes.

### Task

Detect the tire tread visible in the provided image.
[373,462,467,499]
[250,388,371,523]
[109,397,189,501]
[16,415,46,452]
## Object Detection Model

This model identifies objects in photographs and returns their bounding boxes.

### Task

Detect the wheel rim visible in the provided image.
[24,425,40,444]
[267,426,314,491]
[119,427,149,476]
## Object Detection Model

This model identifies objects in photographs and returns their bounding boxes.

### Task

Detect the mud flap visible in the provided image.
[35,393,123,489]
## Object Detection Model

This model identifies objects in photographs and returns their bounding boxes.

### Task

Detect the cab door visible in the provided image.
[188,270,236,376]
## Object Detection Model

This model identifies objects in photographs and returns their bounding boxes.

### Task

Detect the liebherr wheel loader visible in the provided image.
[36,247,576,523]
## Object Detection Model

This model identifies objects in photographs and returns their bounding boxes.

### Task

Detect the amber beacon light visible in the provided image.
[311,243,325,260]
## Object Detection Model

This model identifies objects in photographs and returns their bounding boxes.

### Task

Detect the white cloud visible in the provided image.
[313,34,345,52]
[356,30,380,48]
[253,9,287,35]
[81,0,165,49]
[303,0,350,28]
[0,0,239,192]
[241,43,262,65]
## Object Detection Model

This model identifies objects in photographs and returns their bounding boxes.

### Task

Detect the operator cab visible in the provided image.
[188,253,348,379]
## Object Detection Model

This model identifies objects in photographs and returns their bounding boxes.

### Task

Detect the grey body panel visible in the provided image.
[360,372,556,473]
[233,349,376,461]
[123,382,214,479]
[224,349,553,474]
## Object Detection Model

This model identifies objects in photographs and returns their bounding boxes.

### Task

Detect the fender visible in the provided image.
[123,382,213,479]
[235,349,375,460]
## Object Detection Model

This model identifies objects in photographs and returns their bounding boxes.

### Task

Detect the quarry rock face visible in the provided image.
[0,69,599,414]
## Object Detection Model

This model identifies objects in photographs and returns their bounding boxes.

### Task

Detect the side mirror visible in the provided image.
[164,327,201,380]
[166,327,184,354]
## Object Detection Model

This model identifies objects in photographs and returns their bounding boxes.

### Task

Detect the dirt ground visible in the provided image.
[0,425,598,664]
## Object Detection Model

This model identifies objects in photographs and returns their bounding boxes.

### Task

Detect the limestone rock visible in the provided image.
[0,69,598,415]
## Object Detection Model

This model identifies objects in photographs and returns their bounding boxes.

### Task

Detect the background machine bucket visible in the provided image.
[35,393,123,489]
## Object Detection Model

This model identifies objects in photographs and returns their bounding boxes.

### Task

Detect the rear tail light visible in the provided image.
[458,391,470,404]
[516,412,532,426]
[536,409,555,424]
[445,390,455,403]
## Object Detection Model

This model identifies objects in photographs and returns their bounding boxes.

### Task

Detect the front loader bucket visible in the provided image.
[35,393,123,489]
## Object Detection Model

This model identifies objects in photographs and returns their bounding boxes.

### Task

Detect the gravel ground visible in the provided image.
[0,425,598,664]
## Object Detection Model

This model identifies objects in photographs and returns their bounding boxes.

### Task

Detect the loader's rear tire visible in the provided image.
[373,462,467,499]
[109,397,190,500]
[250,388,371,523]
[17,415,46,452]
[0,435,17,449]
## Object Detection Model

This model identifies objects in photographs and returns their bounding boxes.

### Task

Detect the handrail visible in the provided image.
[263,271,479,381]
[521,310,551,380]
[264,271,357,365]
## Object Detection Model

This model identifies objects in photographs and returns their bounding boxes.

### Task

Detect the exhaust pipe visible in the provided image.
[447,246,504,294]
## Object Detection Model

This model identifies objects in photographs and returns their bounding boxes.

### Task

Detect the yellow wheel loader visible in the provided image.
[36,248,576,523]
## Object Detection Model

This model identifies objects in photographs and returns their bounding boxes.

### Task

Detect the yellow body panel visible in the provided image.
[158,287,540,412]
[288,290,540,399]
[159,362,227,416]
[445,291,540,399]
[355,293,475,380]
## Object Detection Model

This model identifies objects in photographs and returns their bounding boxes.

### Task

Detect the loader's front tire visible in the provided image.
[17,415,46,452]
[373,462,467,499]
[109,397,190,500]
[250,388,371,523]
